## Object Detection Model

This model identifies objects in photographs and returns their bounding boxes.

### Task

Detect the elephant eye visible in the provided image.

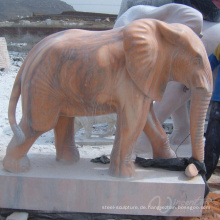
[192,56,202,66]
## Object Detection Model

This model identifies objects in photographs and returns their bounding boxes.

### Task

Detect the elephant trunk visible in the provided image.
[185,88,212,177]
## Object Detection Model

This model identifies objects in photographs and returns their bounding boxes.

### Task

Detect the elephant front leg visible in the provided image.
[144,103,176,159]
[54,116,80,163]
[109,98,151,178]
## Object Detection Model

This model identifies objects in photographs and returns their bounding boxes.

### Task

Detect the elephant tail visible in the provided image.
[8,64,25,143]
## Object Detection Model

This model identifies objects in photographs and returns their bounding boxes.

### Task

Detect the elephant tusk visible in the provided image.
[185,163,199,177]
[199,32,203,38]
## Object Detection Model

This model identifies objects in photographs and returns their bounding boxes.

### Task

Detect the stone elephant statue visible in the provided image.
[3,19,212,178]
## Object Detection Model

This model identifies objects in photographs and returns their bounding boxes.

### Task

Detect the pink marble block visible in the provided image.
[0,154,205,217]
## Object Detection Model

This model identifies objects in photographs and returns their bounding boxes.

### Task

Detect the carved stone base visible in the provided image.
[0,154,205,217]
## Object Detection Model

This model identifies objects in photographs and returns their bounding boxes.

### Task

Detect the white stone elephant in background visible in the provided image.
[115,3,220,154]
[115,3,203,34]
[202,20,220,56]
[75,114,116,138]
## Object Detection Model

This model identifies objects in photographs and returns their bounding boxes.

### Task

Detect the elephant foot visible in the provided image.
[3,154,30,173]
[153,148,176,159]
[56,146,80,163]
[169,128,191,145]
[108,161,135,178]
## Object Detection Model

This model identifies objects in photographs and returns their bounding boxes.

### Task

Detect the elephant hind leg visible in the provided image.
[54,116,79,163]
[3,117,43,173]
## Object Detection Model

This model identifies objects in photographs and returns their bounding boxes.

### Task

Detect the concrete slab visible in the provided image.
[0,154,205,217]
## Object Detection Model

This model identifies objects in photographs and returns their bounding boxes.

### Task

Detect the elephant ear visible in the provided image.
[123,19,161,101]
[123,19,191,101]
[123,19,174,101]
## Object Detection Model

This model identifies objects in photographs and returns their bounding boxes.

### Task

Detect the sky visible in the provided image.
[61,0,122,14]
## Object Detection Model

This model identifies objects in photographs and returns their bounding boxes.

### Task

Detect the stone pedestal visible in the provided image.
[0,154,205,217]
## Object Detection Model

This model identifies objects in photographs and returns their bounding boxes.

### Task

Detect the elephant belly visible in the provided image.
[60,97,117,117]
